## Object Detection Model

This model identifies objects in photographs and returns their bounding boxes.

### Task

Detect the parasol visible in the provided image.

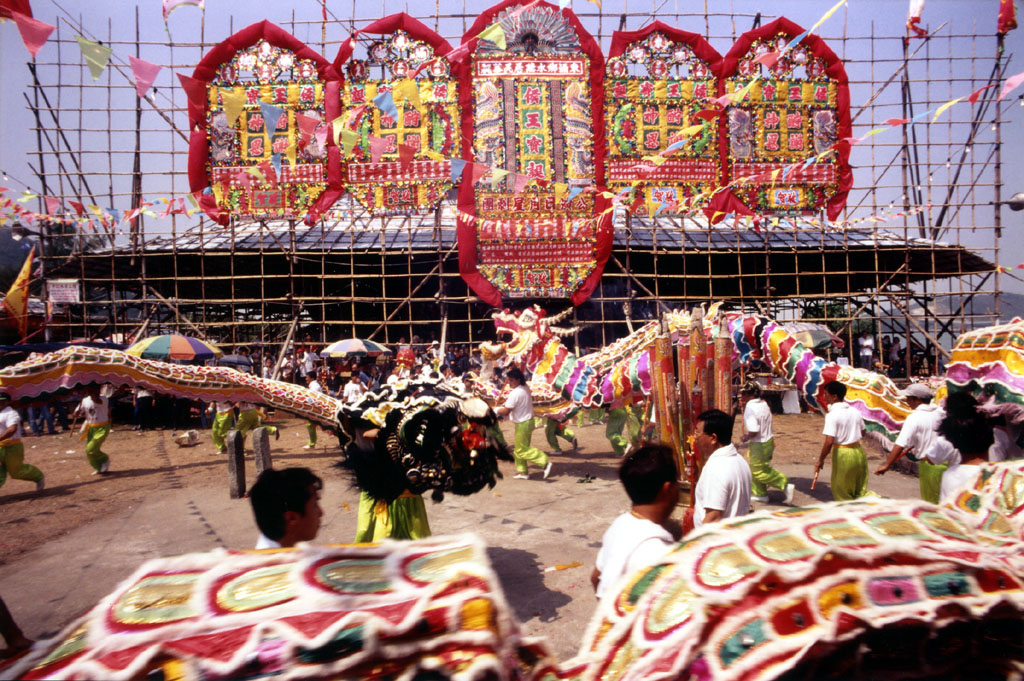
[126,334,223,361]
[322,338,392,357]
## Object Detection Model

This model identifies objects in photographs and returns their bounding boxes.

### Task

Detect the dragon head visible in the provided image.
[484,305,577,367]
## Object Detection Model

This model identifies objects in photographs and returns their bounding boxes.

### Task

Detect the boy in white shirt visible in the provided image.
[76,387,111,475]
[249,467,323,549]
[739,381,793,504]
[816,381,869,500]
[0,394,45,491]
[591,444,679,598]
[496,367,550,480]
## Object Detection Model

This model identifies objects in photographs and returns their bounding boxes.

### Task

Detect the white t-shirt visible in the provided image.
[237,401,257,412]
[503,384,534,424]
[743,398,773,443]
[255,534,281,549]
[924,436,962,468]
[859,336,875,357]
[343,381,365,404]
[0,406,23,441]
[990,424,1022,462]
[940,464,981,503]
[594,513,674,599]
[823,401,863,445]
[215,401,234,414]
[694,444,752,528]
[309,380,323,395]
[894,403,942,457]
[80,395,109,425]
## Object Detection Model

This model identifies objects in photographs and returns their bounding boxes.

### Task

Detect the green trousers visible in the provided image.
[748,439,788,496]
[919,460,948,504]
[831,444,868,501]
[0,442,43,487]
[513,420,548,474]
[354,490,431,542]
[544,419,576,453]
[85,424,110,472]
[606,406,642,456]
[305,421,317,447]
[211,411,235,452]
[237,409,276,441]
[486,423,508,448]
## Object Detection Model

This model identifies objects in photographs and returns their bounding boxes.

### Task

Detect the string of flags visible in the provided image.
[2,0,1023,240]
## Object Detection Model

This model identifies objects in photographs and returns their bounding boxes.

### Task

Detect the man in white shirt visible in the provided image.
[304,374,324,449]
[858,332,875,369]
[739,381,794,504]
[342,374,365,405]
[816,381,868,500]
[76,388,111,475]
[693,408,752,528]
[495,367,550,480]
[249,467,323,549]
[874,383,945,502]
[0,394,45,491]
[591,444,679,598]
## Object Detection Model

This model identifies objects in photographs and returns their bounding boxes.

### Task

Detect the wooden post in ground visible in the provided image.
[226,430,245,499]
[253,427,272,475]
[714,315,733,413]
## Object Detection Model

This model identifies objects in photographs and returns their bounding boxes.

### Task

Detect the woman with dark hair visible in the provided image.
[925,391,993,503]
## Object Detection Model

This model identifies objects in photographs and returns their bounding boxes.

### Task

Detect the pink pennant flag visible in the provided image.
[968,84,996,105]
[177,73,207,123]
[235,169,252,190]
[512,173,530,195]
[885,117,911,126]
[314,126,328,151]
[129,56,162,98]
[44,195,60,215]
[752,51,780,69]
[258,160,277,186]
[295,113,320,143]
[368,136,389,164]
[509,0,541,18]
[998,70,1024,100]
[10,11,55,58]
[468,162,489,185]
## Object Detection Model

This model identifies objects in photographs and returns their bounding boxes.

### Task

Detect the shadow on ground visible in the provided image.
[487,546,572,623]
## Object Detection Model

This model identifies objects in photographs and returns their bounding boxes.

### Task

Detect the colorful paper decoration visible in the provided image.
[717,17,852,220]
[605,22,723,214]
[457,0,611,306]
[334,14,462,216]
[186,21,342,225]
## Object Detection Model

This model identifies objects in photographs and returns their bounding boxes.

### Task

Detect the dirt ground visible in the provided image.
[0,410,920,661]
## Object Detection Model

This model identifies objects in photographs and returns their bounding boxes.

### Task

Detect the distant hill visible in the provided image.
[930,291,1024,324]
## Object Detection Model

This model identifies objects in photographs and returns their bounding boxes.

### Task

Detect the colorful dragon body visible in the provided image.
[483,305,912,444]
[0,346,509,503]
[6,461,1024,681]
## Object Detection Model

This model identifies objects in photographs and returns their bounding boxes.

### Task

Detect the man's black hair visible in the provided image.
[696,409,734,446]
[618,444,678,505]
[939,391,994,456]
[249,467,323,541]
[824,381,847,401]
[507,367,525,384]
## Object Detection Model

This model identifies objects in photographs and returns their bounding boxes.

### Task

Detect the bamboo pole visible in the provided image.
[713,315,732,413]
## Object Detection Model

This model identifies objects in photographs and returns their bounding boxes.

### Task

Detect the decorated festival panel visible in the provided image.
[187,21,342,225]
[334,15,461,215]
[719,17,852,220]
[605,22,722,214]
[457,0,612,306]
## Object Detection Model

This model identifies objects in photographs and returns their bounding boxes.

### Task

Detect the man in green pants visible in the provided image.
[873,383,945,502]
[76,387,110,475]
[543,416,577,455]
[816,381,869,501]
[209,401,235,453]
[739,381,794,505]
[0,394,44,491]
[236,401,278,447]
[496,368,550,480]
[606,402,642,456]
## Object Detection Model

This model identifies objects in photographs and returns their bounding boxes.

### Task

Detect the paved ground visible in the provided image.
[0,412,921,661]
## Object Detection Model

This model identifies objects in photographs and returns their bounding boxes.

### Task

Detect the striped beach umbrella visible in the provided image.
[322,338,392,357]
[126,334,223,361]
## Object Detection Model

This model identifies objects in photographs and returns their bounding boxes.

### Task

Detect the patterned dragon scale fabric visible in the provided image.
[944,316,1024,424]
[6,464,1024,681]
[6,534,542,681]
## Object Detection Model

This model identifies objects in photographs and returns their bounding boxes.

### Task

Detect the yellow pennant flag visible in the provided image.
[809,0,847,33]
[932,96,965,123]
[331,116,345,146]
[220,86,246,126]
[478,22,507,50]
[340,129,359,158]
[730,80,757,104]
[75,35,112,81]
[3,246,34,339]
[642,154,670,166]
[647,200,660,218]
[286,142,297,168]
[212,182,224,204]
[86,204,105,218]
[393,79,421,109]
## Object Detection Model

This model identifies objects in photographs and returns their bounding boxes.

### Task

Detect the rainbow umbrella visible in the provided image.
[126,334,223,361]
[323,338,392,357]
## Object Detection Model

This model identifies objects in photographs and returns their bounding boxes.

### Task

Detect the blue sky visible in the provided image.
[1,0,1022,297]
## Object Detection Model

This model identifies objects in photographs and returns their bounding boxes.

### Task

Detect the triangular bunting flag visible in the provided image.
[340,129,359,158]
[568,185,584,200]
[44,195,60,215]
[368,136,388,164]
[513,173,530,195]
[468,162,488,185]
[259,101,286,141]
[478,22,506,50]
[398,143,416,172]
[129,56,161,98]
[177,73,207,123]
[271,153,282,180]
[998,69,1024,101]
[75,35,112,81]
[450,158,467,182]
[372,90,398,120]
[10,11,54,58]
[393,79,421,109]
[220,86,246,126]
[69,200,85,216]
[295,113,320,143]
